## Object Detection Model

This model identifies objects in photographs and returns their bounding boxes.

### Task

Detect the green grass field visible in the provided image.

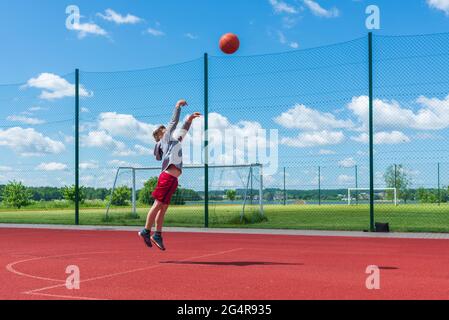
[1,203,448,233]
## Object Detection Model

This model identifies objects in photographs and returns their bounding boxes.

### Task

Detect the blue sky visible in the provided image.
[0,0,449,82]
[0,0,449,192]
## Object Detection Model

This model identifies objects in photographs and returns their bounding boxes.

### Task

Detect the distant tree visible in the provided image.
[416,187,440,203]
[443,187,449,203]
[0,185,5,202]
[137,177,197,206]
[138,177,159,205]
[3,181,32,209]
[83,187,109,200]
[110,186,131,206]
[264,191,275,202]
[62,185,86,203]
[226,190,237,201]
[384,164,411,203]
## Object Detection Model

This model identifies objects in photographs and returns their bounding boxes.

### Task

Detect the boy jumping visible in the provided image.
[139,99,201,251]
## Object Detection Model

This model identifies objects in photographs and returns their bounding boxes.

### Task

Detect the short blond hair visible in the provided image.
[153,125,166,142]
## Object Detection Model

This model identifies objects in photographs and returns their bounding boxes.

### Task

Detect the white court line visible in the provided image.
[24,248,244,300]
[6,251,118,283]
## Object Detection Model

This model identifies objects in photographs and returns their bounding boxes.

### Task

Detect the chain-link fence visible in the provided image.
[0,73,76,224]
[77,59,205,225]
[0,32,448,232]
[372,33,449,232]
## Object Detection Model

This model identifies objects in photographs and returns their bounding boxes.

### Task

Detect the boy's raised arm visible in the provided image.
[164,100,188,142]
[177,112,201,142]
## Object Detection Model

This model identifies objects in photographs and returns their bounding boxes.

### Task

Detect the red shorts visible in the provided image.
[152,172,179,205]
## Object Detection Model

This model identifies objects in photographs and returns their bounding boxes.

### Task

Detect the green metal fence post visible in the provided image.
[250,166,253,205]
[368,32,375,232]
[283,167,286,206]
[204,53,209,228]
[438,162,441,206]
[318,166,321,206]
[355,165,359,205]
[394,164,397,190]
[75,69,80,225]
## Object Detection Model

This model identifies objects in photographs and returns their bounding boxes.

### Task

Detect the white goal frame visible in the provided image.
[105,164,264,219]
[347,188,398,206]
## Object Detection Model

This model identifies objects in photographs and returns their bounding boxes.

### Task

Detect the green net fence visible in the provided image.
[78,59,204,225]
[0,73,76,224]
[372,33,449,232]
[0,32,448,232]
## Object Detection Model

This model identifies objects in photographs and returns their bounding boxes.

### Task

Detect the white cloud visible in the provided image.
[277,30,288,44]
[80,161,99,169]
[28,106,46,112]
[338,157,356,168]
[282,16,299,28]
[25,73,92,100]
[348,96,411,130]
[185,33,199,40]
[0,166,12,171]
[187,112,270,165]
[7,115,45,125]
[81,130,131,156]
[415,94,449,129]
[81,107,90,113]
[97,112,157,143]
[146,28,165,37]
[289,41,299,49]
[275,104,353,130]
[61,133,74,144]
[135,144,153,155]
[303,0,339,18]
[0,127,65,156]
[36,162,67,171]
[427,0,449,15]
[318,149,336,155]
[97,9,143,24]
[108,160,142,168]
[337,174,355,184]
[72,22,107,39]
[281,130,344,148]
[82,113,158,156]
[269,0,298,14]
[351,131,411,145]
[348,95,449,131]
[81,175,95,184]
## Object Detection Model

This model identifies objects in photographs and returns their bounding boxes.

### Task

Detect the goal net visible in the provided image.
[347,188,398,206]
[105,164,264,224]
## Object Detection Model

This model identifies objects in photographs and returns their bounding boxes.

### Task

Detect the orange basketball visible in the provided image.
[219,33,240,54]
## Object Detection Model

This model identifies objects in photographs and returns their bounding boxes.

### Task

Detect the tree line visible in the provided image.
[0,164,447,209]
[0,178,201,209]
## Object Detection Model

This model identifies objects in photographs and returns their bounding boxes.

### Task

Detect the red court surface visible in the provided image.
[1,227,449,300]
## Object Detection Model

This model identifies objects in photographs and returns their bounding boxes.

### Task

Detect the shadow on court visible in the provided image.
[160,261,303,267]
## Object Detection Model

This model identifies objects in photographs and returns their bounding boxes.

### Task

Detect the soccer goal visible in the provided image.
[347,188,398,206]
[105,164,264,222]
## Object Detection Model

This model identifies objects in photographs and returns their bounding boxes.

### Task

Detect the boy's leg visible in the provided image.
[139,200,163,248]
[151,204,169,251]
[145,200,164,231]
[155,204,169,232]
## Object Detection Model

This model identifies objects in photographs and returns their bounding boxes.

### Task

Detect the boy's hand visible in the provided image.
[176,100,188,108]
[188,112,202,121]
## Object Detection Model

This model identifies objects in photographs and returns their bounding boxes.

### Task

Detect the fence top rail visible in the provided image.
[348,188,397,191]
[117,164,263,171]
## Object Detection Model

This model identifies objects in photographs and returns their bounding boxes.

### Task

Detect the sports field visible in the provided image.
[1,204,448,233]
